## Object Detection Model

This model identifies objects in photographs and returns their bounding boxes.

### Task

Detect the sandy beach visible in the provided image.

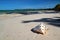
[0,12,60,40]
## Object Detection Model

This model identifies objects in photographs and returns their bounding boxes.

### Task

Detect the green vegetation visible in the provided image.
[54,4,60,11]
[0,8,53,13]
[0,4,60,14]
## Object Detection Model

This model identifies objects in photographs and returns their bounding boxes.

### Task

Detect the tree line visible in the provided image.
[0,4,60,13]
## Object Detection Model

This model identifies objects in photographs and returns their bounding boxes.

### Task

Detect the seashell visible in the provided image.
[31,23,48,35]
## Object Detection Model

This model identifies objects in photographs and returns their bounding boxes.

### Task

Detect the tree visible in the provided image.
[54,4,60,11]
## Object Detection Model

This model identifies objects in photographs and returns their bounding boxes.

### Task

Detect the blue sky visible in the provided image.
[0,0,60,10]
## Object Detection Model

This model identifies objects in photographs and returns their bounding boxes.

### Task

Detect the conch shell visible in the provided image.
[31,23,48,35]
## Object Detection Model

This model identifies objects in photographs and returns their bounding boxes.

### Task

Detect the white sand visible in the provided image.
[0,13,60,40]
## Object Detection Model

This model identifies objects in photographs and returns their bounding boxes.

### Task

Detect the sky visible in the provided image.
[0,0,60,10]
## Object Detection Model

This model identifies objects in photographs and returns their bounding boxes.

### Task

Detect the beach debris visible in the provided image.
[31,23,48,35]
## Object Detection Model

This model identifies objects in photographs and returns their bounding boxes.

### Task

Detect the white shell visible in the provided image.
[32,23,46,34]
